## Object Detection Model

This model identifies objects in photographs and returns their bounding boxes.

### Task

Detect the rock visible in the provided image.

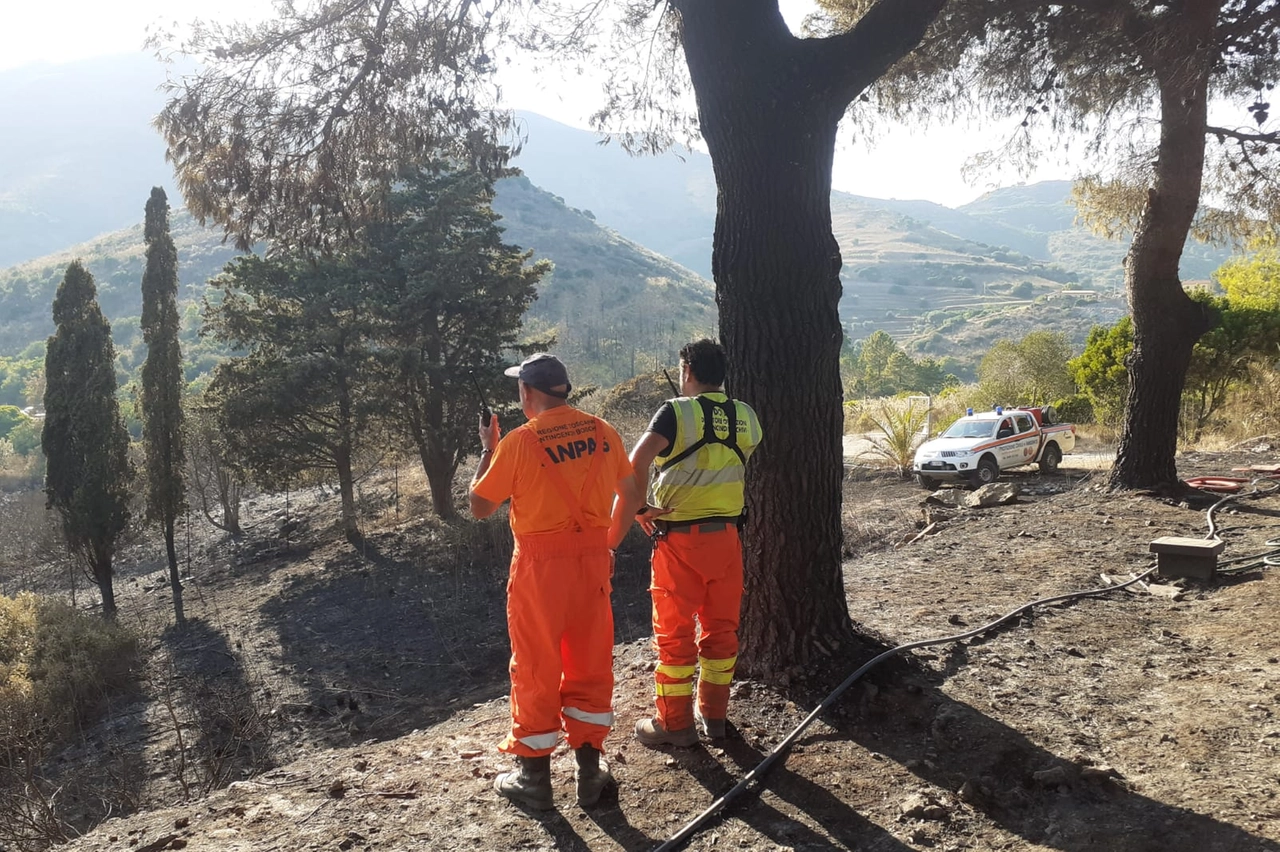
[965,483,1020,508]
[1032,765,1071,788]
[925,489,967,508]
[1080,765,1123,782]
[957,779,986,804]
[899,792,950,821]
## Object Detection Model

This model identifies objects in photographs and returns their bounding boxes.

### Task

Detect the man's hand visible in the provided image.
[636,504,674,536]
[479,413,500,452]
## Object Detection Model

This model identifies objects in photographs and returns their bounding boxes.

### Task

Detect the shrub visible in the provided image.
[0,595,139,736]
[1052,394,1094,425]
[860,400,930,476]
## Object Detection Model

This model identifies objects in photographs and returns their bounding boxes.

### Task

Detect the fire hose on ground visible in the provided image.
[652,477,1280,852]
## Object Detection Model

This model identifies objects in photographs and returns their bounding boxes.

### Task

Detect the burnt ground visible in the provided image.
[40,447,1280,852]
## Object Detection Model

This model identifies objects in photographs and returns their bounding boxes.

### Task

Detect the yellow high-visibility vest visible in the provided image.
[652,393,762,522]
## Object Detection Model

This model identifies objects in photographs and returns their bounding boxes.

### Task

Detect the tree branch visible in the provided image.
[1207,125,1280,145]
[812,0,948,104]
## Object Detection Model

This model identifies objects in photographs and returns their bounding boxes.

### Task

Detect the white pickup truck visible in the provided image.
[913,406,1076,489]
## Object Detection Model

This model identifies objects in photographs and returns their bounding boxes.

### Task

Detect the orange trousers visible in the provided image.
[501,528,615,757]
[650,525,743,732]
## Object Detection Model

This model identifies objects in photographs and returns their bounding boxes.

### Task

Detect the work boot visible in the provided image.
[695,709,727,740]
[634,717,699,748]
[493,755,553,810]
[574,745,614,808]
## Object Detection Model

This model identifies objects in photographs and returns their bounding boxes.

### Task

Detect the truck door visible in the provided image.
[1012,414,1038,466]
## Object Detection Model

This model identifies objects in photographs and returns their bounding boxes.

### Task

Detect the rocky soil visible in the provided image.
[32,448,1280,852]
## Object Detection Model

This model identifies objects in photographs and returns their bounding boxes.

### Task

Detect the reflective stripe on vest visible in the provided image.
[517,731,560,751]
[653,394,760,523]
[562,706,614,727]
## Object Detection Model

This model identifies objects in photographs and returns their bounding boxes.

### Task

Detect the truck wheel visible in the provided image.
[968,456,999,488]
[916,473,939,490]
[1039,443,1062,475]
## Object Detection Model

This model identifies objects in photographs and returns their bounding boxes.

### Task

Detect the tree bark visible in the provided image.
[164,518,186,626]
[675,3,856,675]
[92,552,117,620]
[335,339,361,539]
[1109,3,1219,489]
[420,444,458,520]
[335,442,359,539]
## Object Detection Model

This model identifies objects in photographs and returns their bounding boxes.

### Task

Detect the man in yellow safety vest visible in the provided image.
[627,339,763,746]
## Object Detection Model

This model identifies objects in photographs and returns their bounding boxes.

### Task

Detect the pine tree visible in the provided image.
[365,163,546,519]
[140,187,187,625]
[42,261,132,619]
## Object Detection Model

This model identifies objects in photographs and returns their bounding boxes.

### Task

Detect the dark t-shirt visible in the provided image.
[645,402,677,458]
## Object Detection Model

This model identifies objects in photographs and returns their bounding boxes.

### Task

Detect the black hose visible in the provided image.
[652,566,1157,852]
[654,475,1280,852]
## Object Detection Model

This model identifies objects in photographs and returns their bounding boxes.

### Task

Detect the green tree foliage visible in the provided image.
[816,0,1280,490]
[1181,294,1280,440]
[978,331,1075,408]
[139,188,187,626]
[0,357,41,408]
[1217,248,1280,310]
[42,261,132,619]
[363,164,546,519]
[203,255,378,540]
[184,393,244,537]
[7,419,42,457]
[0,406,25,441]
[846,330,957,398]
[1071,295,1280,439]
[1070,319,1134,429]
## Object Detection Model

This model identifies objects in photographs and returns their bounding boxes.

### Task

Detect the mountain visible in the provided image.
[510,112,717,277]
[0,175,715,392]
[0,55,177,267]
[0,54,1240,384]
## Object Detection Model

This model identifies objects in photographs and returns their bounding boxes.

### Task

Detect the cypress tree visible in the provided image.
[140,187,187,625]
[42,260,132,619]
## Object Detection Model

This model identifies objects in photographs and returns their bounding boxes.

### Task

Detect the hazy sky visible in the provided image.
[2,0,1076,207]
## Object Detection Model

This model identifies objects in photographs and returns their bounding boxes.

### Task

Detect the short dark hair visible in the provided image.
[679,338,727,387]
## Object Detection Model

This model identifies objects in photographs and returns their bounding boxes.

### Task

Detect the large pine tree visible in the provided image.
[43,261,133,619]
[140,187,187,625]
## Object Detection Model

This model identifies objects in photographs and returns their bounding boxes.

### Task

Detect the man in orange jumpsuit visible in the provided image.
[629,339,763,746]
[470,353,643,809]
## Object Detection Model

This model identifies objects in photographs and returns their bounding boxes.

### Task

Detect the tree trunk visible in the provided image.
[1109,5,1218,489]
[415,438,458,520]
[677,4,855,675]
[93,555,117,620]
[165,517,186,626]
[335,342,361,539]
[335,443,360,539]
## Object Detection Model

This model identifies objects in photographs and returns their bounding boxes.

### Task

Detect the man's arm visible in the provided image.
[607,473,644,552]
[629,431,675,535]
[469,415,503,518]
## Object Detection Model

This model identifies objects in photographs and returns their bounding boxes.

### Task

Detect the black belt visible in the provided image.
[654,516,741,534]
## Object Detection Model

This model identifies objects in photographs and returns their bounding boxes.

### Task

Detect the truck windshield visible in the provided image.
[942,420,996,439]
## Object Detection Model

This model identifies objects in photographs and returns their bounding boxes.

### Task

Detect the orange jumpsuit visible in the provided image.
[651,523,743,732]
[472,406,633,757]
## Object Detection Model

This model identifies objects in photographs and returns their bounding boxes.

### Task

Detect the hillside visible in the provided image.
[12,451,1279,852]
[0,55,178,267]
[0,175,714,388]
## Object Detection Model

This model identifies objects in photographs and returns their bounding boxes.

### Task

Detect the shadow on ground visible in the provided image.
[257,524,655,745]
[694,643,1280,852]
